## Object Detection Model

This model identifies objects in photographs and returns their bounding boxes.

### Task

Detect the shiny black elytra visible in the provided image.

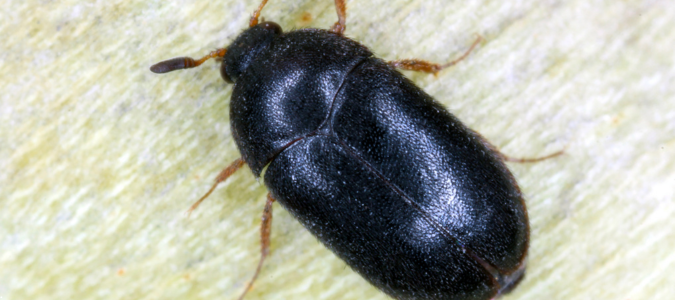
[150,1,558,299]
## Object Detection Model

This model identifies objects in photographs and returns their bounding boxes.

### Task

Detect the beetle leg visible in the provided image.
[388,35,482,75]
[150,48,227,74]
[499,149,565,163]
[238,193,276,300]
[187,158,245,217]
[329,0,347,35]
[249,0,270,27]
[482,134,565,163]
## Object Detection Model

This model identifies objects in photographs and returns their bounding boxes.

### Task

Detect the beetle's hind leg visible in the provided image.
[482,135,565,163]
[187,158,245,217]
[499,149,565,163]
[389,35,482,75]
[329,0,347,35]
[478,131,565,163]
[238,193,276,300]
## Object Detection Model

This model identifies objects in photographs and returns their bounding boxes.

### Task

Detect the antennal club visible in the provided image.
[150,48,227,74]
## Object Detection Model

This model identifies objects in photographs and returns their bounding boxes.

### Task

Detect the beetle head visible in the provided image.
[220,22,282,83]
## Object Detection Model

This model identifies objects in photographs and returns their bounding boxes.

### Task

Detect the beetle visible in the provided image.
[150,0,561,299]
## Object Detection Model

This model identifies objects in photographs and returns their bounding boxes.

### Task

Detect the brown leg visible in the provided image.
[238,193,276,300]
[388,35,482,75]
[500,149,565,163]
[329,0,347,35]
[186,158,245,217]
[249,0,270,27]
[150,48,227,74]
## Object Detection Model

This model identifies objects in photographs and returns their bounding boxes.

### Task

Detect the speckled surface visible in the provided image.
[1,0,674,299]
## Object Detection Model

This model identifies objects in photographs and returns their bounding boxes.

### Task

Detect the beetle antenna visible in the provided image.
[150,48,227,74]
[249,0,269,27]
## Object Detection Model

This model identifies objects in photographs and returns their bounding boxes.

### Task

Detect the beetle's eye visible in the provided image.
[220,62,233,83]
[258,21,282,35]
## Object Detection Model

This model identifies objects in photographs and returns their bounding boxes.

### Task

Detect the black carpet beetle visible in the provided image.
[150,0,561,299]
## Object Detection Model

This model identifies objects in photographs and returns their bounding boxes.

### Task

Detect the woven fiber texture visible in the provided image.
[1,0,673,299]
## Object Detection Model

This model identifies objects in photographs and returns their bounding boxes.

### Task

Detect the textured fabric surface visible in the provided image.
[1,0,673,299]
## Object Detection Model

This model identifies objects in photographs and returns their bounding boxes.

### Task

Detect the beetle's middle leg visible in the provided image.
[187,157,245,217]
[389,35,482,75]
[238,193,276,300]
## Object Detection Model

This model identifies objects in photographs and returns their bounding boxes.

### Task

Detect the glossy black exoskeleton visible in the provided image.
[150,1,556,299]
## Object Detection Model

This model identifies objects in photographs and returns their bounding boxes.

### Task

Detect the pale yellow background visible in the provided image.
[2,0,674,299]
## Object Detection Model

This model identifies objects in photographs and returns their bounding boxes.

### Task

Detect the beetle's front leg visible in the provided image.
[329,0,347,35]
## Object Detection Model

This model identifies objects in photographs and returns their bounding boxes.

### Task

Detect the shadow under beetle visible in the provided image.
[151,0,562,299]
